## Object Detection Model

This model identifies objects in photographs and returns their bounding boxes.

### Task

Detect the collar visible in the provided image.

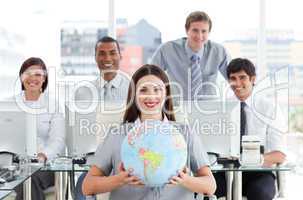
[226,87,254,108]
[242,94,253,108]
[20,90,46,103]
[185,39,204,60]
[19,91,49,110]
[97,71,123,89]
[134,116,169,127]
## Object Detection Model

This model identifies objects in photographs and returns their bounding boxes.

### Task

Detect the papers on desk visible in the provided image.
[240,135,263,167]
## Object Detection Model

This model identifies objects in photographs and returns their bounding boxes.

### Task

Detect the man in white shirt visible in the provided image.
[214,58,287,200]
[74,36,129,102]
[74,36,130,200]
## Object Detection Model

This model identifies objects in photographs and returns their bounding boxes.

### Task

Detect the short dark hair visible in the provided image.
[94,36,121,56]
[227,58,256,79]
[123,64,176,123]
[19,57,48,92]
[185,11,212,32]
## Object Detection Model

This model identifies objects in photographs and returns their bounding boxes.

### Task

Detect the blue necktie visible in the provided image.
[191,54,202,98]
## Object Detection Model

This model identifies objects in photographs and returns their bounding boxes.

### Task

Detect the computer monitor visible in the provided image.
[174,100,240,158]
[0,101,37,156]
[65,101,126,157]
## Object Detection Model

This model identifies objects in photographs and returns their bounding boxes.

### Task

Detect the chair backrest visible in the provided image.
[174,100,241,158]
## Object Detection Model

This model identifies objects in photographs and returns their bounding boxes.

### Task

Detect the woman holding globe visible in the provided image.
[82,64,216,199]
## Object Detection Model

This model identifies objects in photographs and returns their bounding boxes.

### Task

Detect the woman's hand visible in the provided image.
[169,167,190,186]
[116,163,144,187]
[169,166,216,194]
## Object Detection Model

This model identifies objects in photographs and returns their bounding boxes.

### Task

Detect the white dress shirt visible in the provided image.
[72,71,130,147]
[243,94,287,155]
[74,71,130,102]
[17,92,66,160]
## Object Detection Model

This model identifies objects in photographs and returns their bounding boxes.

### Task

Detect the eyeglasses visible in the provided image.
[22,69,47,77]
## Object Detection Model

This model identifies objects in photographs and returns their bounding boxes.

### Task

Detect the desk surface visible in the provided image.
[211,165,292,172]
[0,164,41,190]
[0,190,12,199]
[42,163,292,173]
[42,164,90,172]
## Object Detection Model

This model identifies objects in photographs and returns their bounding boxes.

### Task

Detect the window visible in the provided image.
[116,0,259,74]
[0,0,109,98]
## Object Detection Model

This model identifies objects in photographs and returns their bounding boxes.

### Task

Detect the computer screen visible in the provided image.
[65,101,126,157]
[174,100,240,158]
[0,101,37,156]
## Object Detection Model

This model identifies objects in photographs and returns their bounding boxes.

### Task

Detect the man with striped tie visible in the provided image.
[151,11,230,100]
[73,36,130,200]
[74,36,130,102]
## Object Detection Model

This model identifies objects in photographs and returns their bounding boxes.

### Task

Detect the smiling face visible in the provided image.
[228,70,256,101]
[135,75,166,120]
[95,41,121,81]
[186,21,210,52]
[21,65,46,93]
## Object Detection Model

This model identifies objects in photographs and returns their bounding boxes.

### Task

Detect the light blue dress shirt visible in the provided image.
[151,38,230,100]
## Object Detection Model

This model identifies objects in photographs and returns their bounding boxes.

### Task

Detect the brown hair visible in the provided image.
[19,57,48,92]
[185,11,212,32]
[123,64,176,123]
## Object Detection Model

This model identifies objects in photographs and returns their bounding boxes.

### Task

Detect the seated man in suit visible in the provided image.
[214,58,287,200]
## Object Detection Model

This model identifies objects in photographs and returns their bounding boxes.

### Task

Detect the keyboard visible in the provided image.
[0,168,15,182]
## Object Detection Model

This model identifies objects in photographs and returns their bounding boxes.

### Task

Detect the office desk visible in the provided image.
[42,163,89,172]
[0,164,41,190]
[44,163,292,200]
[2,163,291,200]
[0,164,42,200]
[211,165,292,200]
[0,190,12,199]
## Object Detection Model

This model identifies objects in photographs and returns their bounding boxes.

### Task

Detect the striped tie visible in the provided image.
[191,54,202,99]
[104,82,113,101]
